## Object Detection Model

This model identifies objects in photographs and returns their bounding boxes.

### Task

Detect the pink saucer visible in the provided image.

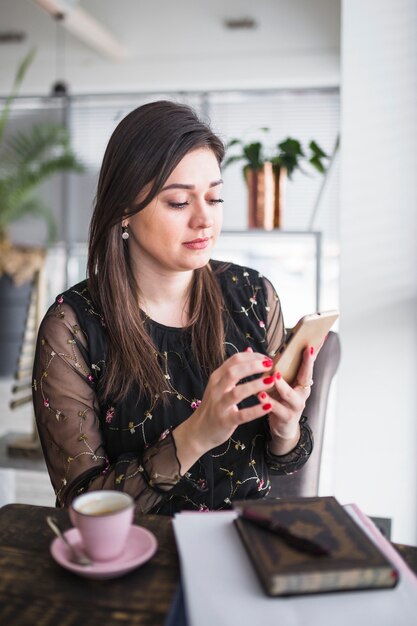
[50,524,158,580]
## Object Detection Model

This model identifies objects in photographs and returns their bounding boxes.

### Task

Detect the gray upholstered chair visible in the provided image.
[269,330,341,498]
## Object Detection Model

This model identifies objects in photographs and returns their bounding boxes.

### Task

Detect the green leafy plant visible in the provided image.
[0,50,83,245]
[224,129,329,179]
[0,50,84,283]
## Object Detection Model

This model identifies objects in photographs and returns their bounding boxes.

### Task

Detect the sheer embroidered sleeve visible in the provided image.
[265,415,313,474]
[261,275,285,356]
[33,302,182,511]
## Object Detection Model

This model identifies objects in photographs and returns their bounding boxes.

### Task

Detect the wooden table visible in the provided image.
[0,503,179,626]
[1,502,417,626]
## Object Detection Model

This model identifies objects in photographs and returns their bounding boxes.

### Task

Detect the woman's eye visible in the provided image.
[168,201,189,209]
[167,198,223,209]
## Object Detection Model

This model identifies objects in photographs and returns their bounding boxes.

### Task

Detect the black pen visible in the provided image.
[239,507,331,557]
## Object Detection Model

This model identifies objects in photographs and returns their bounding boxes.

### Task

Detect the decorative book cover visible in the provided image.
[233,496,399,597]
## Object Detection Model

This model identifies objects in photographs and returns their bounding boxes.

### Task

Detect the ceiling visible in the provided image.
[0,0,341,94]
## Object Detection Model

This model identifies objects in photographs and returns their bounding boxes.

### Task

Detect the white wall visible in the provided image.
[335,0,417,544]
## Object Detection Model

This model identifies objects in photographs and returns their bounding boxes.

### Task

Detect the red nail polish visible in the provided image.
[275,371,281,380]
[258,392,267,400]
[262,376,274,385]
[262,403,272,411]
[262,359,273,368]
[310,346,314,355]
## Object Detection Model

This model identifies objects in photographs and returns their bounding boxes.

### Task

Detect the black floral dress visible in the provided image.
[33,261,313,514]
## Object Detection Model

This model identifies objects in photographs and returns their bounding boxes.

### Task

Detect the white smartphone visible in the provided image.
[272,310,339,384]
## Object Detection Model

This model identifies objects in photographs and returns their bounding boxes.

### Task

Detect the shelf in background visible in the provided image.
[216,230,322,325]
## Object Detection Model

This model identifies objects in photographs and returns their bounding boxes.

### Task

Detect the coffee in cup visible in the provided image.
[70,490,134,562]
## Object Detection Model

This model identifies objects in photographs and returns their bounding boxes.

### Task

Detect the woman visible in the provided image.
[33,101,315,514]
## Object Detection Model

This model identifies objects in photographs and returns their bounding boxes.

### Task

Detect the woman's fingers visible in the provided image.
[225,370,276,408]
[197,345,319,443]
[211,350,274,394]
[291,345,315,391]
[262,391,301,440]
[234,401,277,425]
[260,346,315,415]
[198,350,275,429]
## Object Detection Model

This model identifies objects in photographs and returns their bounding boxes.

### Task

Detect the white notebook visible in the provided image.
[172,504,417,626]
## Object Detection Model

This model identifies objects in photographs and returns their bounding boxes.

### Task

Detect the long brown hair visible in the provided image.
[88,100,226,402]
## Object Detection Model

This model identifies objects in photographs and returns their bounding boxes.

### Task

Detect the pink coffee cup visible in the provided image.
[69,490,134,562]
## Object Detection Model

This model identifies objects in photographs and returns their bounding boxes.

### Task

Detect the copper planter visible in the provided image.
[245,163,286,230]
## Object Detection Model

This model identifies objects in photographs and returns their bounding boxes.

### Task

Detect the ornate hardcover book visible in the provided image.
[234,496,399,597]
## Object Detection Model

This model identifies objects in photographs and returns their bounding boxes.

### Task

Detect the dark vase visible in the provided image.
[0,275,33,377]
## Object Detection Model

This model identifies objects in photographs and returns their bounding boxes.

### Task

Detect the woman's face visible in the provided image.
[124,148,223,276]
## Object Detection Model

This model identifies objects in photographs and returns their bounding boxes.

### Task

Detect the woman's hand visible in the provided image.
[173,349,279,474]
[259,345,318,456]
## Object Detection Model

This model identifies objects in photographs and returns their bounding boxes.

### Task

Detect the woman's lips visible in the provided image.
[182,237,210,250]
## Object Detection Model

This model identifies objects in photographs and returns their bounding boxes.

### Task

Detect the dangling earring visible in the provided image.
[122,225,129,240]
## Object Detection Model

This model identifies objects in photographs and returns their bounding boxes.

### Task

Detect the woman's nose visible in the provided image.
[190,200,214,229]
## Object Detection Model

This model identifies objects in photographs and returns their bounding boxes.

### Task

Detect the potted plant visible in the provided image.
[224,130,329,229]
[0,50,84,376]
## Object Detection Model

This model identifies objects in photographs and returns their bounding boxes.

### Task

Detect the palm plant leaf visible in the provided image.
[2,123,83,171]
[0,50,84,244]
[0,50,84,285]
[35,153,84,180]
[0,164,65,241]
[0,49,35,143]
[0,122,83,239]
[0,123,83,240]
[0,193,57,241]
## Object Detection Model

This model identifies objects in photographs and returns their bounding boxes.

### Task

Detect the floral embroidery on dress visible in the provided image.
[159,429,170,441]
[33,263,311,512]
[105,407,115,423]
